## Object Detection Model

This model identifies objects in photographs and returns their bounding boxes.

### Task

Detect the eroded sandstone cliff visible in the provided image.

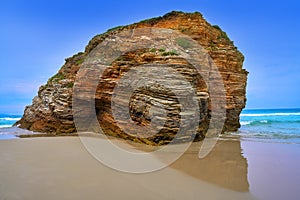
[16,11,248,145]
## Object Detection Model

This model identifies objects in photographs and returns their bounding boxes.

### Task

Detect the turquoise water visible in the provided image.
[0,114,22,139]
[0,114,21,128]
[1,109,300,143]
[234,108,300,144]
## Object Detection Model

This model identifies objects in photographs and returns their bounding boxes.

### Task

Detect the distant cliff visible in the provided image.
[16,11,248,145]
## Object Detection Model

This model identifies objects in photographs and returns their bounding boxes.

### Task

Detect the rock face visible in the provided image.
[16,11,248,145]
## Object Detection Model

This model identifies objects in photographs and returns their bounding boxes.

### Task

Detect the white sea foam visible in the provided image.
[240,120,271,126]
[241,113,300,117]
[0,117,21,121]
[260,120,268,123]
[240,121,251,126]
[0,125,12,128]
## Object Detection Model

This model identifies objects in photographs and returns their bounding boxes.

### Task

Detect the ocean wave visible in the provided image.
[238,132,300,140]
[240,119,300,126]
[240,121,251,126]
[0,125,13,128]
[232,130,300,141]
[240,120,268,126]
[0,117,21,121]
[0,127,40,137]
[241,112,300,117]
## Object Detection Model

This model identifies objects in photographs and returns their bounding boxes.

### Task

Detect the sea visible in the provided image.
[0,114,33,140]
[1,109,300,143]
[233,108,300,144]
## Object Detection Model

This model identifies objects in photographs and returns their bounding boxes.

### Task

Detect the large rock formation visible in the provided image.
[16,11,248,145]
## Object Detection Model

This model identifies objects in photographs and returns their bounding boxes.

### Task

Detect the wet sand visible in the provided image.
[0,136,299,200]
[242,140,300,200]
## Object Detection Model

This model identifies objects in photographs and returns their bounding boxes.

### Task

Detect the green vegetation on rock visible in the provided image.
[212,25,231,42]
[66,82,74,88]
[50,73,64,82]
[107,26,124,33]
[148,48,179,56]
[45,72,65,87]
[176,38,192,49]
[75,58,85,65]
[161,50,179,56]
[138,16,162,25]
[158,47,166,52]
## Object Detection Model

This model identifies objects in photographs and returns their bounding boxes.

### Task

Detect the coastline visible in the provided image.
[1,134,299,199]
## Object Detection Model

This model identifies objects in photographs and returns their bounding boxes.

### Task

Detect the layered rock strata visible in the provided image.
[16,11,248,145]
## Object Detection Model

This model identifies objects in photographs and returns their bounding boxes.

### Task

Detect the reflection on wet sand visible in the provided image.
[89,133,250,192]
[106,134,250,192]
[170,139,249,192]
[0,136,256,200]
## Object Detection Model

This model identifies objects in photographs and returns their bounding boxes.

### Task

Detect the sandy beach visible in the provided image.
[0,136,299,200]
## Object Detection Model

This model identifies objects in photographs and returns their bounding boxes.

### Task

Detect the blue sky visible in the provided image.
[0,0,299,114]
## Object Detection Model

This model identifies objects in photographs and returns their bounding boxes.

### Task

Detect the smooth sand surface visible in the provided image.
[242,140,300,200]
[1,136,298,200]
